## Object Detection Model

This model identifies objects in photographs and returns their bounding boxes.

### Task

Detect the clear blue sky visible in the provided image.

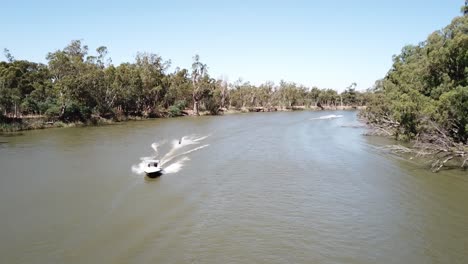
[0,0,464,91]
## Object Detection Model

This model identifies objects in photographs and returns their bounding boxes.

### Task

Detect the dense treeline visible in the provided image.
[0,40,370,126]
[362,15,468,143]
[361,14,468,171]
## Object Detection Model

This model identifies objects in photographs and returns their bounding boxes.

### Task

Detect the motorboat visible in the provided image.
[144,159,163,178]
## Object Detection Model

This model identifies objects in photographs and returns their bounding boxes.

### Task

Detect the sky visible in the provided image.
[0,0,464,91]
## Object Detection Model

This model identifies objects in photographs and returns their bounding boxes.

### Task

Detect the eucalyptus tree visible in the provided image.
[256,81,275,107]
[111,63,143,115]
[3,49,14,63]
[134,52,171,116]
[165,68,192,109]
[316,89,331,106]
[46,40,89,118]
[219,79,229,109]
[309,87,321,106]
[229,79,252,108]
[464,0,468,16]
[191,55,208,115]
[0,59,51,117]
[201,77,223,114]
[363,14,468,143]
[341,82,358,106]
[1,38,380,125]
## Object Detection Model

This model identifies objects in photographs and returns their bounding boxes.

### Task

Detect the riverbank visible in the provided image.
[361,117,468,172]
[0,116,117,132]
[0,105,365,133]
[223,105,365,114]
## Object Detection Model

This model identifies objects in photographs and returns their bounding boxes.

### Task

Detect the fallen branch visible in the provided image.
[431,155,454,172]
[360,113,467,172]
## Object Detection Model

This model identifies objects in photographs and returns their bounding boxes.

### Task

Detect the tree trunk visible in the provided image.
[221,85,226,108]
[193,94,199,116]
[59,91,66,118]
[317,102,324,110]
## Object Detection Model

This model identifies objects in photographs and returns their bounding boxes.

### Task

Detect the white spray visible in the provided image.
[111,136,210,210]
[310,114,343,120]
[163,157,190,174]
[131,135,210,175]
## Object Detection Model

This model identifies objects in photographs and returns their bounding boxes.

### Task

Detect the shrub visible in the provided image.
[45,105,61,120]
[61,103,92,122]
[168,100,187,117]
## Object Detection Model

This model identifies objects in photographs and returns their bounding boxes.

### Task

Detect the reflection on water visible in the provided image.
[0,111,467,264]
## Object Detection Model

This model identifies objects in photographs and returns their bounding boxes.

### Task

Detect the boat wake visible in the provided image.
[310,114,343,120]
[131,135,210,176]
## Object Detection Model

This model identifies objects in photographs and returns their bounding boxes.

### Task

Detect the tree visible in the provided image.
[3,49,14,63]
[165,68,192,109]
[46,40,87,117]
[191,55,208,115]
[0,59,52,117]
[2,38,376,130]
[134,52,170,116]
[341,82,358,106]
[219,78,229,109]
[363,14,468,145]
[111,63,143,115]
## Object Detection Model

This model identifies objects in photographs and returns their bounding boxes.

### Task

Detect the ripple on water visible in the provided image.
[1,111,468,264]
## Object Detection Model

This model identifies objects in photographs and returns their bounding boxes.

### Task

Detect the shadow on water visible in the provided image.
[144,173,163,181]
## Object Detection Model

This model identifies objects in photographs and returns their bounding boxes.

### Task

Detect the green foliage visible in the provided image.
[1,40,372,130]
[341,83,358,106]
[20,97,38,115]
[364,15,468,143]
[61,102,92,122]
[168,100,187,117]
[203,81,222,115]
[438,86,468,142]
[318,89,338,106]
[45,105,61,120]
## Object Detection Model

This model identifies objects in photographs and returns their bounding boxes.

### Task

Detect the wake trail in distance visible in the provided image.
[310,114,343,120]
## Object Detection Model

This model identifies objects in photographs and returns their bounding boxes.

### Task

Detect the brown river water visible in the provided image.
[0,111,467,263]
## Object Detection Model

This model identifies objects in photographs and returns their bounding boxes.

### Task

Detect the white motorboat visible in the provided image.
[144,159,163,178]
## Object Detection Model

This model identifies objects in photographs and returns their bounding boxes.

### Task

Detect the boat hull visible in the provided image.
[145,171,163,178]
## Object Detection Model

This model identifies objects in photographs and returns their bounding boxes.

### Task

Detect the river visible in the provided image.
[1,111,467,263]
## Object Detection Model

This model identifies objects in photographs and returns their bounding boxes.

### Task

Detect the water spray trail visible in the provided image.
[163,157,190,174]
[310,114,343,120]
[151,142,159,154]
[160,135,209,163]
[131,160,148,175]
[131,134,210,176]
[160,144,209,166]
[193,135,209,142]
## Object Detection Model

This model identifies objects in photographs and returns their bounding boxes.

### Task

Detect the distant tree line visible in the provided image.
[0,41,371,123]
